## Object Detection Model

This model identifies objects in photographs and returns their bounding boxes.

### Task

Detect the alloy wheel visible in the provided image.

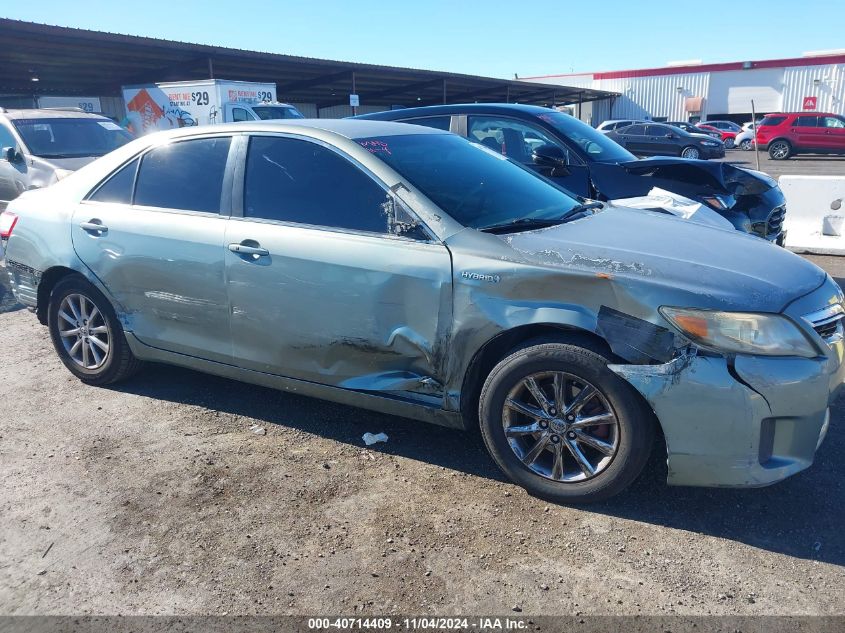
[770,141,790,159]
[740,139,753,151]
[681,147,700,159]
[57,293,111,370]
[502,371,619,482]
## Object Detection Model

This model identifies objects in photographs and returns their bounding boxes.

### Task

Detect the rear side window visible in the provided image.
[134,137,231,212]
[88,158,139,204]
[794,116,818,127]
[243,136,390,234]
[402,116,451,131]
[759,115,787,127]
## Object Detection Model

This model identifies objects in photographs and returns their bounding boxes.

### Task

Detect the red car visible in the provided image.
[697,121,741,148]
[756,112,845,160]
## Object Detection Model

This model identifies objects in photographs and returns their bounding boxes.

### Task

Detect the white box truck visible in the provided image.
[121,79,304,135]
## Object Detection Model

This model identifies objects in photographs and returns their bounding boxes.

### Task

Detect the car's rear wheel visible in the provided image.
[680,146,700,159]
[478,341,655,503]
[739,138,754,151]
[724,137,735,149]
[48,274,142,385]
[769,140,792,160]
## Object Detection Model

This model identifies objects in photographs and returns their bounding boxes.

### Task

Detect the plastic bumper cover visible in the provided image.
[609,343,842,488]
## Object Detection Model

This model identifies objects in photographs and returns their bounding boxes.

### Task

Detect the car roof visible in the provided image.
[763,112,839,116]
[0,108,113,121]
[147,118,448,142]
[355,103,561,121]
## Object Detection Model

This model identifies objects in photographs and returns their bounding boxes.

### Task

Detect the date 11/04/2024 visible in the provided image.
[307,617,528,630]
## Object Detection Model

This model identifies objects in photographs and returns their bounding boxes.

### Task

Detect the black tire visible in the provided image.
[479,341,655,503]
[768,139,792,160]
[680,145,700,159]
[48,274,142,385]
[739,138,753,151]
[724,137,735,149]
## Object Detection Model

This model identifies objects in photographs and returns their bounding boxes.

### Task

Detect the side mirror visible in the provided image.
[531,144,571,176]
[2,146,21,163]
[666,132,676,139]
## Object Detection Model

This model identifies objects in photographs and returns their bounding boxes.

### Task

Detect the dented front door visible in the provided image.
[225,220,452,395]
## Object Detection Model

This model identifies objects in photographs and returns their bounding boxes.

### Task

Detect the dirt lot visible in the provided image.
[0,253,843,618]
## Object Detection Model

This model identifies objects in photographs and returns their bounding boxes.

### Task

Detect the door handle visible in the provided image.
[79,220,108,234]
[228,242,269,257]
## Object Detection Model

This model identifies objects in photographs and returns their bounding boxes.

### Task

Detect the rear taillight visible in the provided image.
[0,212,18,239]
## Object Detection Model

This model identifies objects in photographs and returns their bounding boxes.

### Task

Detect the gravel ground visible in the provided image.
[0,255,844,617]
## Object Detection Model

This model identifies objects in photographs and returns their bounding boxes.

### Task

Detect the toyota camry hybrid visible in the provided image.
[2,120,842,503]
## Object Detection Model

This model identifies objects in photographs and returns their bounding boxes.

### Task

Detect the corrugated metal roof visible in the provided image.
[0,18,617,108]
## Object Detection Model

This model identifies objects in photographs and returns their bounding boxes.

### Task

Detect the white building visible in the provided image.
[524,52,845,126]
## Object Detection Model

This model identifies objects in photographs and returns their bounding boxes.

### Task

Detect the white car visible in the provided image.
[595,119,648,134]
[735,122,759,151]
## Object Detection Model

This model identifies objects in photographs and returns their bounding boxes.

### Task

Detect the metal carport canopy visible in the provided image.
[0,18,616,110]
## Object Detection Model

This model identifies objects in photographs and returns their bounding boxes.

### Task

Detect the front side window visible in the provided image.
[646,125,672,136]
[467,116,572,165]
[12,118,132,158]
[134,137,231,213]
[88,158,139,204]
[821,116,845,129]
[232,108,252,122]
[355,133,580,230]
[795,116,818,127]
[622,124,646,135]
[243,136,392,234]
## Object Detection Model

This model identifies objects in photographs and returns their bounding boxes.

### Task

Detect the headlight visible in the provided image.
[701,141,719,147]
[659,307,819,357]
[700,195,731,210]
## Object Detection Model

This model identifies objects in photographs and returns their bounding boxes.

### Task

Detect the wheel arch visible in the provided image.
[459,323,614,427]
[36,266,79,325]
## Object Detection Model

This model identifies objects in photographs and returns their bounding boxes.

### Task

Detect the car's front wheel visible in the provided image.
[680,146,700,159]
[739,138,754,151]
[769,140,792,160]
[478,341,655,503]
[48,274,142,385]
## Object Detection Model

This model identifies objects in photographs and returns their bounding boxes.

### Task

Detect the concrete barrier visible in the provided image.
[781,175,845,255]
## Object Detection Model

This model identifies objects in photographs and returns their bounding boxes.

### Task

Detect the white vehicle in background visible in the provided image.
[735,121,759,151]
[121,79,304,135]
[596,119,648,134]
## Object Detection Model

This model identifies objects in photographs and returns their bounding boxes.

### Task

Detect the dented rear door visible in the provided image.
[225,134,452,395]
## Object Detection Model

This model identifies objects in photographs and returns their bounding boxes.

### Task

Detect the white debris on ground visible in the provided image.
[249,424,267,436]
[362,432,388,446]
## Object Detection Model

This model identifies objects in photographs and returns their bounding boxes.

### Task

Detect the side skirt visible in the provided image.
[126,334,466,430]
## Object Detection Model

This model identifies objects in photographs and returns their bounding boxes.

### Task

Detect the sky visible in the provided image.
[4,0,845,79]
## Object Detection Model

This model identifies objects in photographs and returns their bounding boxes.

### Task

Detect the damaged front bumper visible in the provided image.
[609,340,843,488]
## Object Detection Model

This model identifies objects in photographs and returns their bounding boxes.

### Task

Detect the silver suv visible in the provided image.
[0,108,133,210]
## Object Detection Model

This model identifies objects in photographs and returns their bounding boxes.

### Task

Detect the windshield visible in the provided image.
[13,118,132,158]
[535,111,636,163]
[252,106,305,120]
[356,133,581,229]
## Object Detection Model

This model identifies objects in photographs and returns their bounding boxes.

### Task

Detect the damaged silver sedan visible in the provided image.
[2,120,842,502]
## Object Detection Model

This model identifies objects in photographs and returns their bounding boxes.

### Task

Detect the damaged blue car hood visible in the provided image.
[502,206,825,313]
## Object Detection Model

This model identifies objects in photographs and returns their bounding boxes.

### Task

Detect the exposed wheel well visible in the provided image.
[36,266,78,325]
[459,324,613,427]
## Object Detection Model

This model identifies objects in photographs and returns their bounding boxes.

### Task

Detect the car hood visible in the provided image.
[591,156,776,199]
[501,206,824,313]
